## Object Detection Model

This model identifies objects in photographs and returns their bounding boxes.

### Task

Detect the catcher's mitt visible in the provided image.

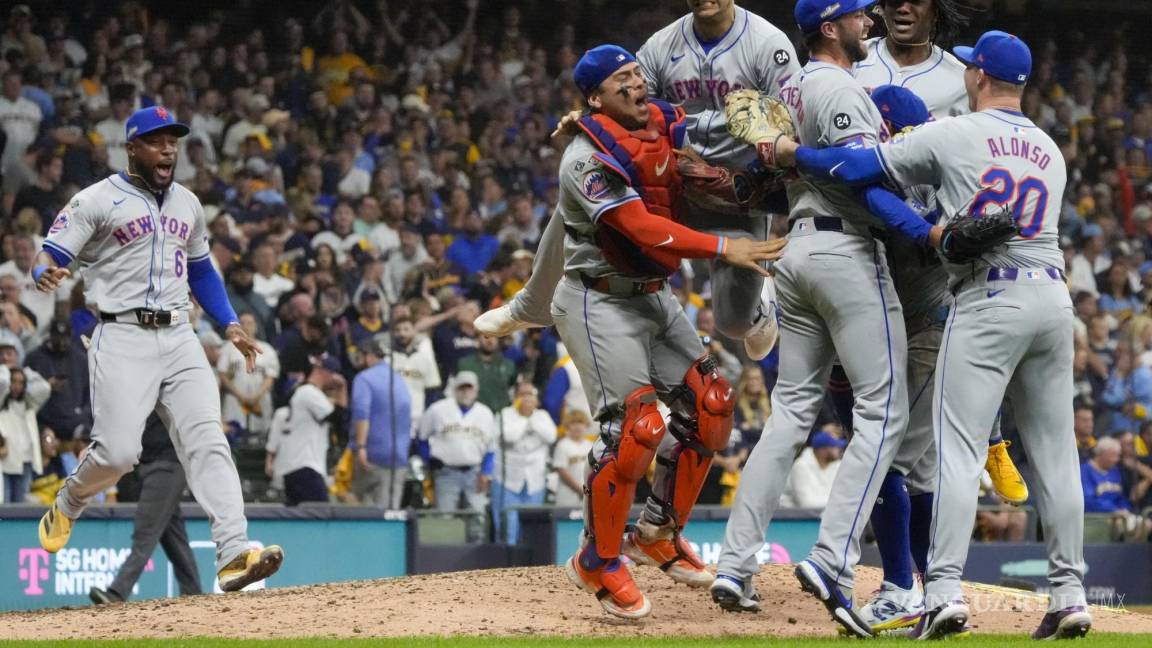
[724,89,795,168]
[940,205,1019,263]
[677,147,763,211]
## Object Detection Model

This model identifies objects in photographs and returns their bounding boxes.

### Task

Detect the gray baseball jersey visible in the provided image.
[877,109,1086,612]
[853,38,968,120]
[781,62,888,230]
[879,110,1066,279]
[637,6,800,168]
[44,173,210,313]
[47,172,254,573]
[555,136,648,280]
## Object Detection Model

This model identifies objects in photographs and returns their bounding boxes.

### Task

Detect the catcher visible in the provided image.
[727,27,1087,641]
[550,44,784,619]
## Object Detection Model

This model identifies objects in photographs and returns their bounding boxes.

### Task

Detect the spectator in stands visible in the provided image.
[225,260,274,341]
[1098,261,1142,322]
[350,339,412,509]
[432,300,480,379]
[0,69,42,192]
[694,308,741,382]
[346,289,386,358]
[384,227,428,302]
[25,319,88,445]
[251,242,294,310]
[11,150,63,233]
[418,371,495,543]
[28,426,65,505]
[266,355,347,506]
[458,334,516,413]
[541,342,590,425]
[975,471,1028,542]
[0,233,61,337]
[217,313,280,435]
[1083,436,1152,541]
[492,381,555,543]
[390,316,441,427]
[780,427,846,510]
[1101,346,1152,434]
[550,409,592,508]
[0,334,49,502]
[1075,404,1098,462]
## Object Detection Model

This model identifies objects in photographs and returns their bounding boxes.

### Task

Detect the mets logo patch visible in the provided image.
[48,211,70,234]
[582,171,611,201]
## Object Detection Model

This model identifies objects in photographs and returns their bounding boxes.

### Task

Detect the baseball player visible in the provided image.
[706,0,1010,635]
[33,106,284,593]
[554,45,784,619]
[767,30,1091,641]
[477,0,800,361]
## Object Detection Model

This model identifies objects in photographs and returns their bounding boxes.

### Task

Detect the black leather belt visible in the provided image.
[100,309,179,327]
[580,273,666,296]
[789,215,888,241]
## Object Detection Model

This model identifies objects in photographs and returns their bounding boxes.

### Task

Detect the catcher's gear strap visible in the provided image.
[653,355,736,527]
[585,385,667,559]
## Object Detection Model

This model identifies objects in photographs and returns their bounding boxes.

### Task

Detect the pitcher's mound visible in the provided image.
[3,564,1150,639]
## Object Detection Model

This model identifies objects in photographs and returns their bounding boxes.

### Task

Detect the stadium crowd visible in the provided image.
[0,0,1150,543]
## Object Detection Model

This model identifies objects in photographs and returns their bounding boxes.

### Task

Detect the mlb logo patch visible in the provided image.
[582,171,611,201]
[48,212,70,234]
[1025,270,1041,279]
[798,222,808,231]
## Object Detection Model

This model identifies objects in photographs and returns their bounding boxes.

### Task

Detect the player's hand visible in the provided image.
[35,267,72,293]
[477,474,490,492]
[550,110,582,139]
[357,447,371,470]
[720,237,786,277]
[225,322,263,373]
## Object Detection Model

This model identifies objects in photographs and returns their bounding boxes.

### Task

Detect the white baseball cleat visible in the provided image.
[710,574,762,613]
[743,277,779,361]
[858,580,925,633]
[474,304,538,337]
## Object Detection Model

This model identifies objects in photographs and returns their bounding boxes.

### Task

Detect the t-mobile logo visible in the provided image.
[18,548,51,595]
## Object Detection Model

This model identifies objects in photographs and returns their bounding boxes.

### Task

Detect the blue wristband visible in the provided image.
[32,265,50,282]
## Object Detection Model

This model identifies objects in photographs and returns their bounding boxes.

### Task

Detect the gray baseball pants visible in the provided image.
[55,322,251,571]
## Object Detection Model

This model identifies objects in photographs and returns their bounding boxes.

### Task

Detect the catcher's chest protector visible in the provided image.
[578,101,686,217]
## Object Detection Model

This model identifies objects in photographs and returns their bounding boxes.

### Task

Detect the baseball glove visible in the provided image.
[939,205,1020,263]
[677,148,763,210]
[724,89,795,168]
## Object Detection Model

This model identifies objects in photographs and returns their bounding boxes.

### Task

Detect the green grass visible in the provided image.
[1,637,1150,647]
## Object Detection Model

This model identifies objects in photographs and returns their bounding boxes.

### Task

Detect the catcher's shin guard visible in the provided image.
[585,386,667,559]
[655,355,736,526]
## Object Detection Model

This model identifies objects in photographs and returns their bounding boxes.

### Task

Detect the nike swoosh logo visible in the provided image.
[654,234,674,247]
[655,155,670,177]
[830,161,845,177]
[671,54,685,63]
[113,197,126,206]
[987,289,1005,298]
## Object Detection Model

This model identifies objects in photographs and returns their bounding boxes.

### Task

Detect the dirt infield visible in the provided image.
[4,564,1151,639]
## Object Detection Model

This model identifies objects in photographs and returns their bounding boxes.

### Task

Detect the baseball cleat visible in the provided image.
[794,560,873,638]
[857,580,925,633]
[710,574,762,613]
[1031,605,1092,640]
[743,279,780,361]
[622,520,713,588]
[218,545,284,592]
[474,304,537,337]
[911,600,970,640]
[565,554,652,619]
[39,503,74,553]
[986,440,1029,505]
[89,587,123,605]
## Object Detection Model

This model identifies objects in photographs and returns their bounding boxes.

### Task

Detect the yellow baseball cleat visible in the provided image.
[986,440,1028,505]
[218,545,285,592]
[39,503,74,553]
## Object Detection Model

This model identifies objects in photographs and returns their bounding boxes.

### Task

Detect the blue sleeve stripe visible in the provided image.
[715,236,726,258]
[188,252,211,263]
[590,195,641,222]
[43,240,75,263]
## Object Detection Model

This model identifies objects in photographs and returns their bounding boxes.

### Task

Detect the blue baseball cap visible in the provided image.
[126,105,190,141]
[953,30,1032,85]
[810,430,848,450]
[573,44,637,96]
[870,85,930,132]
[795,0,874,34]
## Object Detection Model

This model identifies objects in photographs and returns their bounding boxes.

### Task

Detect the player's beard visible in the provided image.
[844,35,869,64]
